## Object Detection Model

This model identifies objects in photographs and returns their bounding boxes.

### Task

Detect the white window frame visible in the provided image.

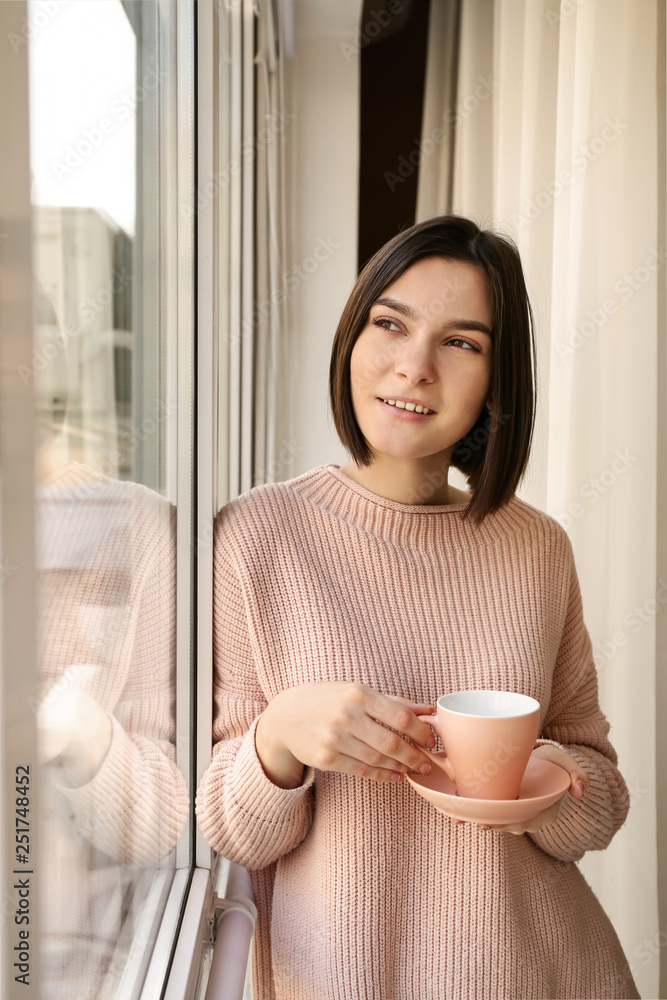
[166,1,260,997]
[0,0,201,996]
[0,1,257,996]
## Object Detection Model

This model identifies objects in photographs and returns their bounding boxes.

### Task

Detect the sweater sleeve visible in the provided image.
[195,521,316,870]
[528,535,630,862]
[51,502,189,865]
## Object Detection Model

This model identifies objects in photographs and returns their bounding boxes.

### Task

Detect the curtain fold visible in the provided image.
[414,0,461,221]
[417,2,661,997]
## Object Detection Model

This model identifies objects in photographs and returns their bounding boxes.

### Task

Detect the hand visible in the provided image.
[467,744,590,835]
[255,682,437,789]
[38,683,113,787]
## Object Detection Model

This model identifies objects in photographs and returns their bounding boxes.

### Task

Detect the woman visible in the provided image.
[196,215,639,1000]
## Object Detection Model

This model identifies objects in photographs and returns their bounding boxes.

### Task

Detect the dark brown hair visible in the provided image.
[328,215,537,525]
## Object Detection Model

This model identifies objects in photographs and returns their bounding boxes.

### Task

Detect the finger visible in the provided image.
[358,719,437,775]
[569,775,586,798]
[532,745,589,792]
[318,723,429,778]
[482,821,535,834]
[496,798,565,835]
[478,795,566,835]
[323,748,410,784]
[311,686,434,777]
[372,695,439,752]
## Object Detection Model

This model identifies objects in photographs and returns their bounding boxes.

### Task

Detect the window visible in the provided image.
[13,1,195,995]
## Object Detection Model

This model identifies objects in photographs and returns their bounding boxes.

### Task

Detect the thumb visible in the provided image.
[532,744,589,798]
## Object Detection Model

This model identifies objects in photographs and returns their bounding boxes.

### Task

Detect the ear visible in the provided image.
[485,395,493,412]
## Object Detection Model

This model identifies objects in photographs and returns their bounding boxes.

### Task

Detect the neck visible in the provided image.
[338,456,468,506]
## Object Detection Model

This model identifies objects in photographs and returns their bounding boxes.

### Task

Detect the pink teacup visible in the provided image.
[418,690,541,800]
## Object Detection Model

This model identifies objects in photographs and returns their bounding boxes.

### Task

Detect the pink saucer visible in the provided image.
[406,754,571,825]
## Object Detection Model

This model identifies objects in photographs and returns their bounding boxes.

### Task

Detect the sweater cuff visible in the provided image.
[528,738,601,862]
[50,713,142,815]
[233,715,316,818]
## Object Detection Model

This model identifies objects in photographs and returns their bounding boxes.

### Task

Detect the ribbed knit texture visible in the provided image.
[195,463,638,1000]
[38,463,189,998]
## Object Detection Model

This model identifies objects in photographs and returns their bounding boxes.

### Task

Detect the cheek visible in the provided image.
[351,340,392,390]
[447,359,492,400]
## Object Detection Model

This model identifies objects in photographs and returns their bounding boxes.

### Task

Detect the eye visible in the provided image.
[373,317,403,334]
[447,337,480,352]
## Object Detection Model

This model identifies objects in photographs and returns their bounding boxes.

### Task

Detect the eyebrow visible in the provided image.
[443,318,493,338]
[373,297,493,338]
[374,297,419,319]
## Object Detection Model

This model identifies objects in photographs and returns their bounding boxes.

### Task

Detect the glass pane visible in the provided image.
[28,2,191,996]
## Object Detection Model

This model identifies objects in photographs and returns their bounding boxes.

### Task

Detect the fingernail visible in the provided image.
[419,762,432,774]
[426,736,436,748]
[390,771,403,782]
[575,779,585,796]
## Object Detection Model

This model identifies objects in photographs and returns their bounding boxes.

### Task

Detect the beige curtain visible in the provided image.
[417,1,662,997]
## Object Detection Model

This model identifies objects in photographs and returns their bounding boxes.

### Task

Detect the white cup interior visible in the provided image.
[437,690,540,718]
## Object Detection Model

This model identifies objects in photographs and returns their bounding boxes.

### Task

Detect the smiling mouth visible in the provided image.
[378,397,436,415]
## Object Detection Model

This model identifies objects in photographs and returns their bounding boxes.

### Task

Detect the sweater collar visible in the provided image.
[322,464,471,514]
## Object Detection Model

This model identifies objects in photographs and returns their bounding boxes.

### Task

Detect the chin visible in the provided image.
[370,445,445,463]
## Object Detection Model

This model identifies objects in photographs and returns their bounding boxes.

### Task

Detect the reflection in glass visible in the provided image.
[35,443,187,997]
[28,2,188,995]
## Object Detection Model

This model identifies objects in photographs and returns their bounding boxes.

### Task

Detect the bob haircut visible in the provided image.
[328,215,537,526]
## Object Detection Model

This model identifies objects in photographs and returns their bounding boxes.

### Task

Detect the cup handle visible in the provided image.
[417,715,456,783]
[417,713,441,738]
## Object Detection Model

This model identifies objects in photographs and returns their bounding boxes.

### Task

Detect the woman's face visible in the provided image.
[348,256,494,466]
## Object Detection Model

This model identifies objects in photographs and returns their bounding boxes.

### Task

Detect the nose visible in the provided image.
[394,336,437,385]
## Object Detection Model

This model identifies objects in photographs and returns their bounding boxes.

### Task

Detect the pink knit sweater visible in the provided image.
[196,464,638,1000]
[38,464,189,997]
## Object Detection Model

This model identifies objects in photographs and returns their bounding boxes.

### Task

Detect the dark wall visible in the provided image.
[357,0,431,271]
